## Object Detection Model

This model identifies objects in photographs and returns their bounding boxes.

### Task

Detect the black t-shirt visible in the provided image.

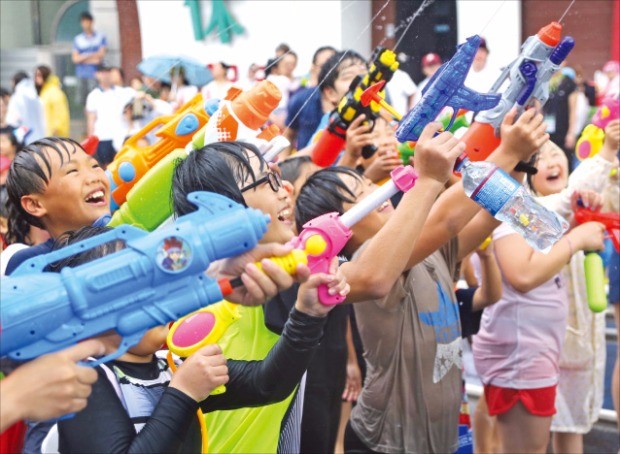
[545,76,577,144]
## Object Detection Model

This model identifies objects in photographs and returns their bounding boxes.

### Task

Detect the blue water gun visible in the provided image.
[396,35,501,143]
[0,192,269,365]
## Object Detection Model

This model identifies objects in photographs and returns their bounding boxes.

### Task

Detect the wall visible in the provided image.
[0,0,34,49]
[137,0,371,80]
[456,0,522,79]
[522,0,614,79]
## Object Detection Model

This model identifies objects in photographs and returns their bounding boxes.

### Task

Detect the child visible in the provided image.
[30,225,347,453]
[472,140,608,453]
[4,137,108,274]
[531,127,618,453]
[294,109,548,453]
[172,141,348,453]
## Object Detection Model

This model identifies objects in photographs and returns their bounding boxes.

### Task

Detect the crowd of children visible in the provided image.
[0,28,619,454]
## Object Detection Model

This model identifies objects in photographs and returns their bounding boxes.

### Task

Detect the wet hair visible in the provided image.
[48,226,123,272]
[5,137,82,234]
[0,87,9,100]
[172,141,265,216]
[279,156,313,185]
[295,166,362,232]
[312,46,337,65]
[318,50,367,93]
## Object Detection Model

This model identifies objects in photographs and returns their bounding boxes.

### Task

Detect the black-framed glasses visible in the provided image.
[240,170,283,193]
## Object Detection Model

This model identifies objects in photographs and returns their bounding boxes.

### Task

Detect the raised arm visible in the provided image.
[341,122,464,302]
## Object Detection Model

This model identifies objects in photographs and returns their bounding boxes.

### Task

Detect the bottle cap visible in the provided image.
[232,80,282,130]
[537,21,562,46]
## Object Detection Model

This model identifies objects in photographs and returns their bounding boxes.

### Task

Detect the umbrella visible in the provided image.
[137,56,213,87]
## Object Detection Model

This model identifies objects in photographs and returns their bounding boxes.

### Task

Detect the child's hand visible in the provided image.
[414,122,465,184]
[0,340,104,425]
[294,257,350,317]
[218,243,307,306]
[170,344,229,402]
[570,189,603,213]
[475,237,494,258]
[568,221,606,252]
[363,148,402,183]
[345,115,375,161]
[499,107,549,162]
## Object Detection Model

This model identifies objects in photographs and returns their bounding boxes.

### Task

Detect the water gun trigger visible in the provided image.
[11,225,145,276]
[449,86,501,115]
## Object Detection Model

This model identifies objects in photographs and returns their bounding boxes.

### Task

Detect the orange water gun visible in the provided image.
[106,94,213,210]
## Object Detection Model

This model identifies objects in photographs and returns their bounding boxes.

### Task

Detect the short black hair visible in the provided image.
[318,50,367,93]
[0,87,10,99]
[295,166,362,232]
[6,137,83,232]
[312,46,337,65]
[49,226,124,272]
[279,156,312,185]
[172,141,265,217]
[12,71,29,88]
[80,11,94,21]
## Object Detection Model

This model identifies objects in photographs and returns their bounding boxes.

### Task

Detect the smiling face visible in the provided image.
[21,144,110,238]
[530,141,569,196]
[241,156,294,244]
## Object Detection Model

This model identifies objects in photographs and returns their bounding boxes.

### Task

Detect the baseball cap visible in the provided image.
[421,53,442,68]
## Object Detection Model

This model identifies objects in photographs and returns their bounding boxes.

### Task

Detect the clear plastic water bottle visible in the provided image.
[457,157,568,253]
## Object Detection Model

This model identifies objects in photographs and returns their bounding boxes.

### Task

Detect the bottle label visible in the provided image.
[471,167,519,216]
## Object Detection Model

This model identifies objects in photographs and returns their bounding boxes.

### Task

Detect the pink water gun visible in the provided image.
[576,96,620,161]
[289,165,417,305]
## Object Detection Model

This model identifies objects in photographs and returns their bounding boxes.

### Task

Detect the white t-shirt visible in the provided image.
[86,86,135,149]
[6,79,45,144]
[201,81,233,101]
[386,69,418,114]
[464,67,500,93]
[472,222,568,389]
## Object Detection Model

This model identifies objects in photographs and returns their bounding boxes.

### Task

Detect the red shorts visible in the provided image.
[484,384,557,417]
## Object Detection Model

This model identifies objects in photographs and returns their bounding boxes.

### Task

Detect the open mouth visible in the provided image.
[84,189,107,206]
[377,201,392,213]
[277,207,293,226]
[546,171,561,182]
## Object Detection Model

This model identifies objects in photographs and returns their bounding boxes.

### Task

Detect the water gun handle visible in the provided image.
[583,251,606,313]
[460,122,501,165]
[311,121,347,167]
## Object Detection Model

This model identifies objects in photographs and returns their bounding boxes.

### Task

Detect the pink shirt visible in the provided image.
[473,223,568,389]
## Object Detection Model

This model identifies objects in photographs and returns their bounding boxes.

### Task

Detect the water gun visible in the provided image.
[311,47,400,167]
[460,22,575,171]
[396,35,501,144]
[287,165,418,304]
[0,192,270,364]
[108,81,287,232]
[167,300,240,395]
[80,136,99,156]
[106,94,213,211]
[576,96,620,161]
[397,111,470,165]
[574,206,620,312]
